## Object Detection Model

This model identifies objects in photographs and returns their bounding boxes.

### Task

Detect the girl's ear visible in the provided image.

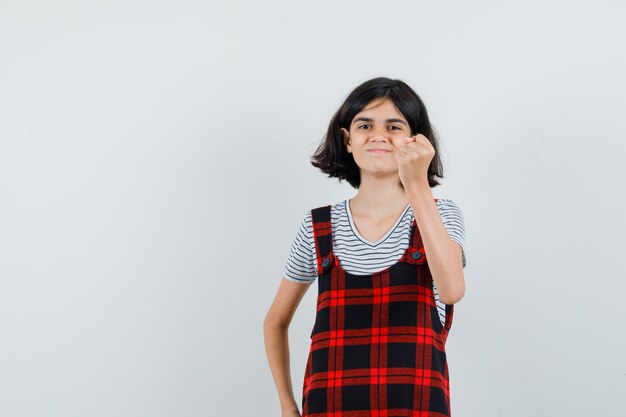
[340,128,351,153]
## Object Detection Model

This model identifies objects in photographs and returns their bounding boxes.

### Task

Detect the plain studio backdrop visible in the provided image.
[1,1,625,416]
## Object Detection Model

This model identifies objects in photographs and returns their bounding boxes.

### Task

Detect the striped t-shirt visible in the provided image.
[283,198,466,326]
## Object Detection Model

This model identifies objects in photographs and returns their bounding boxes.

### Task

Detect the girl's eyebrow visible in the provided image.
[352,117,407,125]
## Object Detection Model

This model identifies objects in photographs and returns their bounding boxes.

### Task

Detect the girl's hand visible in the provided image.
[391,133,435,190]
[281,408,301,417]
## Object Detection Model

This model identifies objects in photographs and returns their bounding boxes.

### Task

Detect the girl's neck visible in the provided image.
[350,173,409,219]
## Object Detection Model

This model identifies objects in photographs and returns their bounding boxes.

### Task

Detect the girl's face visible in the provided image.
[340,97,412,176]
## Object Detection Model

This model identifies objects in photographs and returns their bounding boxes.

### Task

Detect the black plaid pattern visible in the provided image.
[301,203,455,417]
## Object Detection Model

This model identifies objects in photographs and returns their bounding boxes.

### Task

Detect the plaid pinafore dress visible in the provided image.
[301,202,454,417]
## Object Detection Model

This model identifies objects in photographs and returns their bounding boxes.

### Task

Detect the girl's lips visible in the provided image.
[367,149,391,153]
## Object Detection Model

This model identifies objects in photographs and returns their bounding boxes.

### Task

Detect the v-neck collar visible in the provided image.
[345,199,411,247]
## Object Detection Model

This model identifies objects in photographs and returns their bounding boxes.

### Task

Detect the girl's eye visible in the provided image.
[357,124,402,130]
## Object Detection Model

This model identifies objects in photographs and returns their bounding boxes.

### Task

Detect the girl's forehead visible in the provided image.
[354,98,406,120]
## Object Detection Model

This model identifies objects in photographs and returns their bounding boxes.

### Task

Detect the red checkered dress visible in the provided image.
[301,202,454,417]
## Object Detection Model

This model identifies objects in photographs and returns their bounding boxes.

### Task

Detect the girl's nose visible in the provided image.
[370,126,391,141]
[370,130,391,142]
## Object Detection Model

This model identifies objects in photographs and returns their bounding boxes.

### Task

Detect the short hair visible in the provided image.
[311,77,444,189]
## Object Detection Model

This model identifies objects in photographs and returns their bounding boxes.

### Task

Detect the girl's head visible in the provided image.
[311,77,443,189]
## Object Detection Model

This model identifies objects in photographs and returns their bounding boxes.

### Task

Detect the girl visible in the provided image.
[263,77,466,417]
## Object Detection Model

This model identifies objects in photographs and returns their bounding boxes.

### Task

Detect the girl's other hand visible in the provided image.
[281,408,301,417]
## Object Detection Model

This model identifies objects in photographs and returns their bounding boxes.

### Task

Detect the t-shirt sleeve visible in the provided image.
[282,210,318,284]
[436,199,467,268]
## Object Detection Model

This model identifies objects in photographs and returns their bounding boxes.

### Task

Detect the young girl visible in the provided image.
[263,77,466,417]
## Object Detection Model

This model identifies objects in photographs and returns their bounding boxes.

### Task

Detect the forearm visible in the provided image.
[406,182,465,304]
[263,320,299,413]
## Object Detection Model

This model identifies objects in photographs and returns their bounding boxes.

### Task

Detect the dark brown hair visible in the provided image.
[311,77,444,189]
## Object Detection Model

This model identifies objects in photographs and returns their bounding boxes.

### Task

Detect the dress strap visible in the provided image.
[405,197,439,265]
[310,205,334,275]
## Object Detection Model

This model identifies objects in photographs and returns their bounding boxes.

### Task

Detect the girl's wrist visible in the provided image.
[406,180,431,199]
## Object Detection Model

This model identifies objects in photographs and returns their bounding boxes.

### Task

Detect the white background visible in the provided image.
[1,1,625,416]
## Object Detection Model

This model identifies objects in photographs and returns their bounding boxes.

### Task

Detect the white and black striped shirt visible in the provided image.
[283,198,466,326]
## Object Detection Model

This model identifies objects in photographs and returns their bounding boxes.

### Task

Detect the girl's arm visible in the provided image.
[406,182,466,304]
[263,278,312,416]
[393,134,466,305]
